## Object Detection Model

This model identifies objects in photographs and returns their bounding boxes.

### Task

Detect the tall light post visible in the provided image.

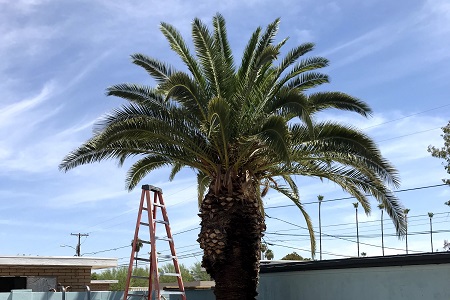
[378,203,385,256]
[353,202,360,257]
[428,212,434,252]
[404,208,410,254]
[318,195,324,260]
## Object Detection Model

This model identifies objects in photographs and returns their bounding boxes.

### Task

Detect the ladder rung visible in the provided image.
[158,254,176,259]
[155,219,169,225]
[156,236,172,242]
[153,203,165,207]
[161,291,185,295]
[127,293,148,297]
[139,240,151,244]
[160,273,180,277]
[135,257,151,262]
[140,221,150,227]
[131,276,149,280]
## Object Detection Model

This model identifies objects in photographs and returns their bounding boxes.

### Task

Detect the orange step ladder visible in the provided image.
[123,185,186,300]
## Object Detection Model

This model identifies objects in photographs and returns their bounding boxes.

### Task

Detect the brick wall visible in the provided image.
[0,266,91,291]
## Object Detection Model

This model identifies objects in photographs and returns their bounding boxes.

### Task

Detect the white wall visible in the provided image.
[258,264,450,300]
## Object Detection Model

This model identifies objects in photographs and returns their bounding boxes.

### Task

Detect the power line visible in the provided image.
[362,104,450,130]
[266,214,424,253]
[378,127,442,143]
[265,183,447,209]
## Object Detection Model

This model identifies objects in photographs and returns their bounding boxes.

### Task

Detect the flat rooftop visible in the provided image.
[0,256,117,269]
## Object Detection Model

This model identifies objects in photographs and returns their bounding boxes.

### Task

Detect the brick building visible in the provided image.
[0,256,117,292]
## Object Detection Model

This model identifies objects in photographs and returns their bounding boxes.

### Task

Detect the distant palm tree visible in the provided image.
[428,212,434,252]
[318,195,324,260]
[404,208,410,254]
[378,203,385,256]
[265,249,274,260]
[131,239,144,268]
[353,202,360,257]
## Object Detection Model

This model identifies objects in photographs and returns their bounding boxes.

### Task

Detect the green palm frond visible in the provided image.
[60,15,406,255]
[212,14,234,77]
[159,22,205,89]
[287,72,329,91]
[270,184,316,256]
[258,115,290,161]
[169,163,183,181]
[126,155,171,190]
[307,92,372,117]
[197,171,210,205]
[131,53,173,83]
[105,84,165,107]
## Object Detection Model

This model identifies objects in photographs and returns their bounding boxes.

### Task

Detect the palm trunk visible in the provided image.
[198,178,264,300]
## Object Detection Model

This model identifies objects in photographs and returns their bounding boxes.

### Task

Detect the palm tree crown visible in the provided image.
[60,14,405,299]
[60,14,405,238]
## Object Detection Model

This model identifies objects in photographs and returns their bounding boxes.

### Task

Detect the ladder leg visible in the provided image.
[124,189,146,300]
[158,193,186,300]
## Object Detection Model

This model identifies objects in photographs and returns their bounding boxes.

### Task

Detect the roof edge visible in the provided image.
[0,256,117,269]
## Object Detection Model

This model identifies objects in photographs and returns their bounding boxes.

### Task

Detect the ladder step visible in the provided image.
[131,276,149,280]
[154,203,165,207]
[155,219,169,225]
[156,236,173,242]
[161,291,185,295]
[140,221,150,227]
[160,273,180,277]
[158,254,176,259]
[135,257,151,262]
[127,293,148,297]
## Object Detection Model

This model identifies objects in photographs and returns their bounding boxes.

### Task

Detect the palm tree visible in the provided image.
[353,202,360,257]
[131,239,144,268]
[378,203,385,256]
[404,208,410,254]
[264,249,274,260]
[318,195,324,260]
[59,15,405,300]
[428,212,434,252]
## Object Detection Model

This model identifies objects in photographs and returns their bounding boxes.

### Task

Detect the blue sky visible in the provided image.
[1,0,450,268]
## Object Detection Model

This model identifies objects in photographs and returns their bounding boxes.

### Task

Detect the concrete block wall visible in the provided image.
[0,267,91,291]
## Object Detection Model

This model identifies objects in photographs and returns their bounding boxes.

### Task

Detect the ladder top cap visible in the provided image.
[142,184,163,193]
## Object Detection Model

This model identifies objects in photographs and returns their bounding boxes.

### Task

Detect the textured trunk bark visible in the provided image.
[197,179,265,300]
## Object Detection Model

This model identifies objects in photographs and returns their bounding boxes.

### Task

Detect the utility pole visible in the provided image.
[71,233,89,256]
[318,195,324,260]
[353,203,360,257]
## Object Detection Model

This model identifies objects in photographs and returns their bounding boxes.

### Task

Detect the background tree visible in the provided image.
[60,14,406,300]
[281,252,304,260]
[353,202,360,257]
[428,121,450,185]
[361,252,367,257]
[260,242,274,260]
[378,203,385,256]
[444,240,449,251]
[92,266,149,291]
[265,249,274,260]
[159,263,193,283]
[190,262,212,281]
